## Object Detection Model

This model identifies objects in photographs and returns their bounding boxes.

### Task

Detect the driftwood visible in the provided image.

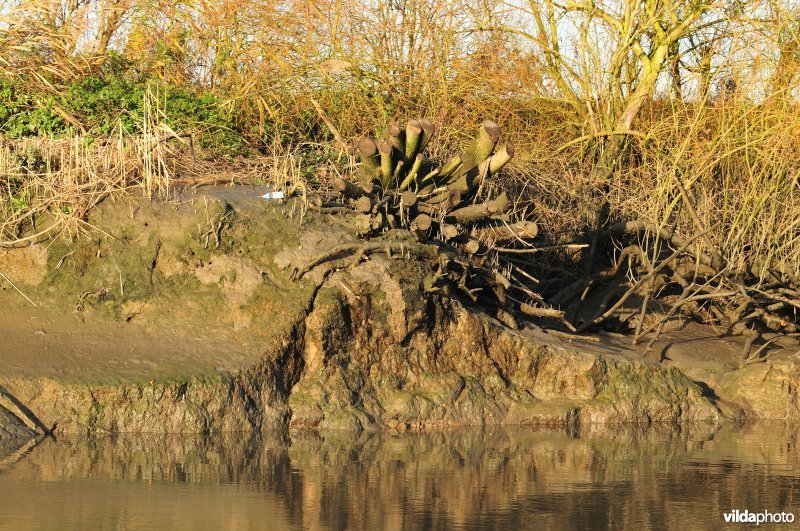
[519,303,565,319]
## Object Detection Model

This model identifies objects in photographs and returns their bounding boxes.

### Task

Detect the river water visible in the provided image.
[1,423,799,530]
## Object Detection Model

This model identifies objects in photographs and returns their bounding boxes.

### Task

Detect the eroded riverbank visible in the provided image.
[1,187,798,447]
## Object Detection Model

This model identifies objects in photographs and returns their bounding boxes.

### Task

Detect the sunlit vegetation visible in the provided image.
[1,1,799,351]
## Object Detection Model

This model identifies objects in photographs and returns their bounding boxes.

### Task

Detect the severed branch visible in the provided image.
[310,98,350,153]
[578,225,719,332]
[291,240,443,280]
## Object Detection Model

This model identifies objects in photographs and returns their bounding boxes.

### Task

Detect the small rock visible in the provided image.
[34,328,46,336]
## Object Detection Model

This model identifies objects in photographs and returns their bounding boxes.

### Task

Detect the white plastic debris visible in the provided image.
[261,191,285,200]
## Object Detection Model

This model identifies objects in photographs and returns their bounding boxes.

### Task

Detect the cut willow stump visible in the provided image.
[378,138,394,188]
[417,188,462,214]
[459,120,501,174]
[419,118,436,152]
[333,177,366,199]
[404,120,423,163]
[489,141,514,175]
[356,138,380,182]
[413,214,433,231]
[321,118,552,334]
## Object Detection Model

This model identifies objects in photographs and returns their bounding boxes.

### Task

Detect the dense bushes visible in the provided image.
[0,75,244,156]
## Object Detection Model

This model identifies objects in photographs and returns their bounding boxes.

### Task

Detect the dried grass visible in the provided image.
[0,88,312,247]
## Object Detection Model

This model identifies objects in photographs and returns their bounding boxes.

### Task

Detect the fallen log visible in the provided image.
[356,137,380,182]
[387,123,404,152]
[417,188,461,214]
[446,193,509,224]
[413,213,433,231]
[333,177,366,199]
[354,214,373,231]
[355,196,374,214]
[463,239,481,254]
[400,190,418,208]
[475,220,539,243]
[440,223,459,240]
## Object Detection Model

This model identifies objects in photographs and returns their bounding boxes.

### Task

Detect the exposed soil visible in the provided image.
[1,186,799,448]
[0,292,262,382]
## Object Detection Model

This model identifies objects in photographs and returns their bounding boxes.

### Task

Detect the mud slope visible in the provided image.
[4,185,791,436]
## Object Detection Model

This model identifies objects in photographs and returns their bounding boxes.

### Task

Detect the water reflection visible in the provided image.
[1,423,799,530]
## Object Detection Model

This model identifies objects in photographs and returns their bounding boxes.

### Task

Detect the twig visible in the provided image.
[494,243,588,254]
[640,274,729,349]
[500,258,540,284]
[0,271,38,307]
[743,336,781,365]
[292,240,441,280]
[632,292,650,345]
[606,220,716,267]
[310,98,350,153]
[578,224,718,332]
[0,220,63,249]
[545,329,600,342]
[746,286,800,310]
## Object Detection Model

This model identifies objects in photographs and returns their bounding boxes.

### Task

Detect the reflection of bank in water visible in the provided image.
[0,403,35,462]
[0,424,798,530]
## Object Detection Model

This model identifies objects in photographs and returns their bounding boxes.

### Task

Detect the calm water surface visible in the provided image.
[1,423,799,530]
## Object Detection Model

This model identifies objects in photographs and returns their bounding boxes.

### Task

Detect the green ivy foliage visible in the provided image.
[0,75,245,157]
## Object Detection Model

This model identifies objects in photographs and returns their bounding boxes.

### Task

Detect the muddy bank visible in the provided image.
[0,187,796,440]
